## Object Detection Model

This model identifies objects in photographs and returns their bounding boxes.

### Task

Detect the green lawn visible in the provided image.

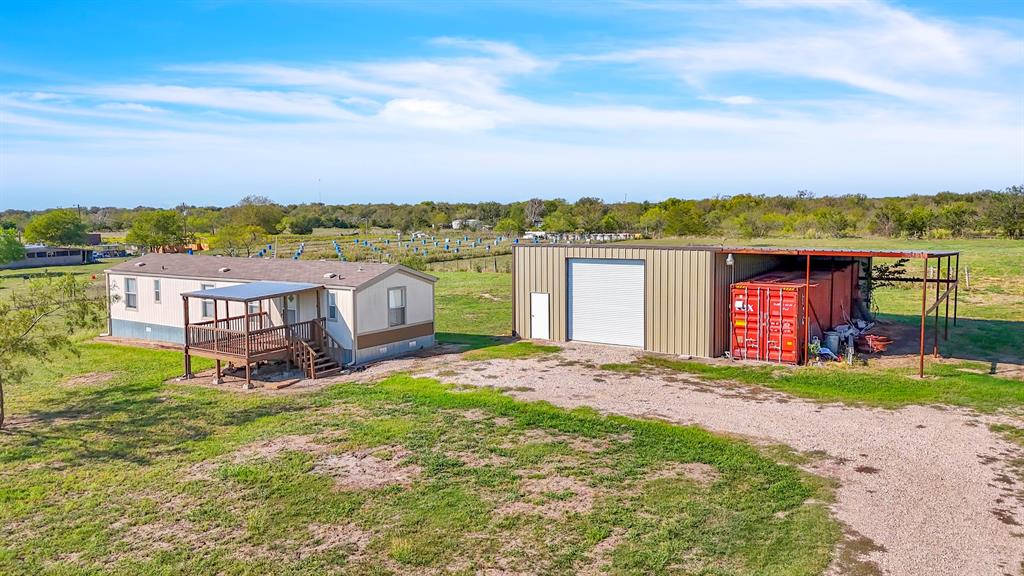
[433,271,512,349]
[0,343,836,575]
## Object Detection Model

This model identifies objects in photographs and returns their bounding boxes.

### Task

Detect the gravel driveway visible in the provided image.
[421,343,1024,576]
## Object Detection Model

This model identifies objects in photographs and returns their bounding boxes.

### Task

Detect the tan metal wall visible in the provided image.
[513,246,720,357]
[710,253,782,357]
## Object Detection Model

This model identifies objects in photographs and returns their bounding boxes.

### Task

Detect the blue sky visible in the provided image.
[1,1,1022,209]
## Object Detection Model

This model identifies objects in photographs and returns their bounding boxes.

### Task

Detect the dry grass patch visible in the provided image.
[60,371,116,387]
[311,445,422,490]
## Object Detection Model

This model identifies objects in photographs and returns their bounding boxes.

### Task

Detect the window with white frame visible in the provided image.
[124,277,138,309]
[388,287,406,327]
[247,301,260,316]
[328,292,337,321]
[201,283,215,318]
[153,279,161,303]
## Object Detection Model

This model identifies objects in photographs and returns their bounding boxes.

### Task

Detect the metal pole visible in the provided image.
[944,256,951,340]
[919,257,927,377]
[953,253,960,327]
[804,255,811,365]
[934,256,940,357]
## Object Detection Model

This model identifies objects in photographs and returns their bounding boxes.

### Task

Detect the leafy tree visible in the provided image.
[495,217,524,235]
[0,229,25,263]
[663,202,708,236]
[225,196,285,234]
[283,213,321,235]
[542,208,576,233]
[939,201,977,237]
[639,206,667,236]
[430,212,449,229]
[814,208,852,238]
[210,224,269,257]
[126,209,186,249]
[23,209,87,245]
[0,273,106,429]
[598,212,621,232]
[987,186,1024,238]
[870,200,906,237]
[902,206,935,239]
[573,197,606,232]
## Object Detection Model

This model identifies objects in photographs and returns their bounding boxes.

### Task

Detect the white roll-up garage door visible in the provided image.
[568,259,645,347]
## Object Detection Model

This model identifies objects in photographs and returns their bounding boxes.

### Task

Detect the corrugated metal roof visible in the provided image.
[514,243,959,258]
[181,281,322,302]
[106,253,436,288]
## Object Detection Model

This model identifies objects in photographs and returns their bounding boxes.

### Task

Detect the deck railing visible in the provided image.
[186,318,341,361]
[191,312,270,332]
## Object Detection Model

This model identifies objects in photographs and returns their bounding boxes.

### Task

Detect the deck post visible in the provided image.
[182,296,192,378]
[243,298,252,390]
[919,257,927,377]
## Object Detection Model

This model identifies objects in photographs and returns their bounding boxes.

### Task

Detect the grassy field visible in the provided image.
[0,343,836,575]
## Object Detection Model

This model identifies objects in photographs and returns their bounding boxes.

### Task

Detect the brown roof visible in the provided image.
[106,253,435,289]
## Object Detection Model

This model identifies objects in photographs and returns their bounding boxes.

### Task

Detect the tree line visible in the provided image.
[2,187,1022,251]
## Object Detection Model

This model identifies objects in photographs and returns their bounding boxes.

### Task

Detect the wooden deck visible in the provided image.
[187,317,318,361]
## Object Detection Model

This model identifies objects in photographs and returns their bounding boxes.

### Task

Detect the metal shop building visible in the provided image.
[511,244,959,376]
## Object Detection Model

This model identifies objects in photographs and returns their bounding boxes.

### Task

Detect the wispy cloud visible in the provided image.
[1,0,1020,207]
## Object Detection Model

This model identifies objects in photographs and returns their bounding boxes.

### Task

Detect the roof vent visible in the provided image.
[218,267,231,273]
[323,272,337,279]
[134,262,145,267]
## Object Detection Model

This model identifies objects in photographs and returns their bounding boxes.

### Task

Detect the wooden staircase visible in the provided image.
[295,341,342,378]
[289,319,348,379]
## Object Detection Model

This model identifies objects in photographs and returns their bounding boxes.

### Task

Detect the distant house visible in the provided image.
[0,245,93,270]
[105,254,437,375]
[452,219,481,230]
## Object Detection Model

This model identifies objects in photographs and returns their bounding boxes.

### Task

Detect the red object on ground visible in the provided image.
[730,263,858,364]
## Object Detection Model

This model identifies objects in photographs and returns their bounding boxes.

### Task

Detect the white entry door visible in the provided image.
[568,259,645,347]
[530,292,550,340]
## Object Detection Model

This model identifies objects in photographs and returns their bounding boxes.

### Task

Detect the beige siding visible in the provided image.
[108,273,245,325]
[710,253,782,357]
[108,272,358,348]
[356,270,434,335]
[513,246,721,357]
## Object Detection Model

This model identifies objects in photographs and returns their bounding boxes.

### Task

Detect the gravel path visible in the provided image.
[422,343,1024,576]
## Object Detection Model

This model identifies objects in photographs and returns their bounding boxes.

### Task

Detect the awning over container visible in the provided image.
[181,281,322,302]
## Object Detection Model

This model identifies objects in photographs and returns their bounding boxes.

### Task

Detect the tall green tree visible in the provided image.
[126,209,186,249]
[23,209,87,245]
[939,201,977,237]
[225,196,285,234]
[210,224,269,257]
[987,186,1024,238]
[0,274,106,429]
[0,229,25,263]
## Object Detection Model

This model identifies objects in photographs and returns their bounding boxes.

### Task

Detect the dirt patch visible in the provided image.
[61,371,116,387]
[238,522,373,561]
[496,474,597,519]
[647,461,721,486]
[183,435,331,480]
[311,446,422,490]
[480,293,503,301]
[447,449,511,468]
[442,340,1024,576]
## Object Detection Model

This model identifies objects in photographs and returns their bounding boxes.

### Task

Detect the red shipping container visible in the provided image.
[730,263,858,364]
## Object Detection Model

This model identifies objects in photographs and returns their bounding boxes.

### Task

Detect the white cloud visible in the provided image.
[1,2,1021,208]
[378,98,500,131]
[97,102,164,113]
